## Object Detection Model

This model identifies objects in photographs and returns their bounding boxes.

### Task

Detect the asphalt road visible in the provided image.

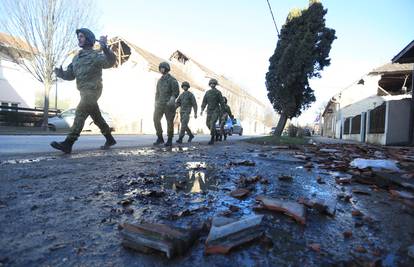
[0,134,253,156]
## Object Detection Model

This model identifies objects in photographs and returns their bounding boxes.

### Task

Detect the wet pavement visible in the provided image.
[0,141,414,266]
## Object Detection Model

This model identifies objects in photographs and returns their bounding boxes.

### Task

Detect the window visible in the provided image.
[351,115,361,134]
[369,103,386,134]
[1,102,9,111]
[343,118,350,134]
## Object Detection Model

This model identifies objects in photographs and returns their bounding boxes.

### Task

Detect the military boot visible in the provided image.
[165,137,173,147]
[208,135,214,145]
[176,136,184,144]
[224,134,227,141]
[101,134,117,150]
[219,134,223,141]
[188,133,194,143]
[50,138,74,154]
[153,136,164,145]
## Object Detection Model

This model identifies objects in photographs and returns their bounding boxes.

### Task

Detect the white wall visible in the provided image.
[0,57,40,108]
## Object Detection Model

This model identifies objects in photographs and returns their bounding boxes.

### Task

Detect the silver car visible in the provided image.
[47,108,115,132]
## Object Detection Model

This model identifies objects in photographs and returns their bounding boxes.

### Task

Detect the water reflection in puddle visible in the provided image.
[186,161,207,170]
[162,170,217,193]
[1,156,56,165]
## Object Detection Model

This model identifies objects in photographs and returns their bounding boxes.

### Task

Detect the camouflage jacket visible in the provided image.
[176,91,197,114]
[155,73,179,106]
[201,88,224,113]
[58,48,116,95]
[221,103,234,118]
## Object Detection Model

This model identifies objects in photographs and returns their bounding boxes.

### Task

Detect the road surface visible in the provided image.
[0,134,253,156]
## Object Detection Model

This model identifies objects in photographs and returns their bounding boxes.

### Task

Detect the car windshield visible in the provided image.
[60,109,75,117]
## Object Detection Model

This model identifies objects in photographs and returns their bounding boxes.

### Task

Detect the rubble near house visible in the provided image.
[120,222,201,259]
[255,196,306,224]
[205,215,264,255]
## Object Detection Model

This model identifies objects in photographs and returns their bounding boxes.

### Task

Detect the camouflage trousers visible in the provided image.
[206,110,220,136]
[179,112,193,138]
[67,94,111,142]
[153,104,176,138]
[219,113,229,136]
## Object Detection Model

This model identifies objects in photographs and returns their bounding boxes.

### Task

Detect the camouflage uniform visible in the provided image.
[201,79,225,139]
[57,29,116,143]
[219,100,234,140]
[153,64,179,141]
[176,84,197,140]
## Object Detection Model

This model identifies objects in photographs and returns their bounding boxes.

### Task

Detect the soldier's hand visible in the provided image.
[54,66,63,78]
[99,35,108,47]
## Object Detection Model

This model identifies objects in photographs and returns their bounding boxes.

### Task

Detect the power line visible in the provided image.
[266,0,280,38]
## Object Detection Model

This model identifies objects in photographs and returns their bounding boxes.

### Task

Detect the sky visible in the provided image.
[3,0,413,125]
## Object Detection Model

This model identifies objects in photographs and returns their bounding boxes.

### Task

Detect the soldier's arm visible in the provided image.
[171,78,179,99]
[201,93,207,112]
[192,94,198,115]
[96,46,116,69]
[218,92,225,110]
[55,63,75,81]
[175,94,182,108]
[227,105,234,119]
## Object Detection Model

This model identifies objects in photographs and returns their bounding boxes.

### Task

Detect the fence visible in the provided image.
[351,114,361,134]
[343,117,350,135]
[0,106,61,126]
[369,103,386,134]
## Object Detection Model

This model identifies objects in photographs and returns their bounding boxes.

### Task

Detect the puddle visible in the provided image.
[117,148,156,156]
[1,156,56,165]
[162,170,218,193]
[186,161,207,170]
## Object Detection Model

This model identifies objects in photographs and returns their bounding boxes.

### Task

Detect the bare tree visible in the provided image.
[0,0,98,130]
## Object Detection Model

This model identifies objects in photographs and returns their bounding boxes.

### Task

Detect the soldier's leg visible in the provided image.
[89,102,116,149]
[51,99,89,153]
[67,100,90,142]
[153,105,165,144]
[177,113,188,143]
[89,102,111,135]
[165,106,176,146]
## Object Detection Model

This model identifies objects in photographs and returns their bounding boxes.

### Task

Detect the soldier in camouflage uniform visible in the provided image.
[50,28,116,154]
[153,62,179,147]
[175,81,197,143]
[200,78,225,145]
[218,96,234,141]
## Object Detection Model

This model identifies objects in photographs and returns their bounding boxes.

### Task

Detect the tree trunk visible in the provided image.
[41,80,52,131]
[273,113,288,136]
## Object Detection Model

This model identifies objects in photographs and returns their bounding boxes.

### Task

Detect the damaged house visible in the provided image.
[322,44,413,145]
[59,37,271,135]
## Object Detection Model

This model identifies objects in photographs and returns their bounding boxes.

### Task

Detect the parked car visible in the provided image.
[214,118,243,137]
[46,108,115,132]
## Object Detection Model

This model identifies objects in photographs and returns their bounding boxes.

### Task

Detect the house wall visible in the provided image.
[0,55,39,108]
[57,46,269,135]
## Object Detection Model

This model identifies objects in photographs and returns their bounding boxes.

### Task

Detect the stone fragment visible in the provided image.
[256,196,306,224]
[230,188,250,199]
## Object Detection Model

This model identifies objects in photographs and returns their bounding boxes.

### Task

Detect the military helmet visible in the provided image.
[159,62,171,72]
[223,96,228,104]
[75,28,96,47]
[209,78,218,86]
[181,81,190,88]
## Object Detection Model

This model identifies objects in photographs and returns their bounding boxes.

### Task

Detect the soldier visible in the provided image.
[153,62,179,147]
[200,78,225,145]
[219,96,234,141]
[50,28,116,154]
[175,81,197,143]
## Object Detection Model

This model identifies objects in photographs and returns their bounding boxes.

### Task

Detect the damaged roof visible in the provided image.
[171,49,266,107]
[392,40,414,64]
[369,62,414,75]
[111,37,204,92]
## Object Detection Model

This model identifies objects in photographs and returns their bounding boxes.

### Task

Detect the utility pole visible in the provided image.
[266,0,280,37]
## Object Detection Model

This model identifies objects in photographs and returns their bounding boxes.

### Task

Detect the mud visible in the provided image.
[0,141,413,266]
